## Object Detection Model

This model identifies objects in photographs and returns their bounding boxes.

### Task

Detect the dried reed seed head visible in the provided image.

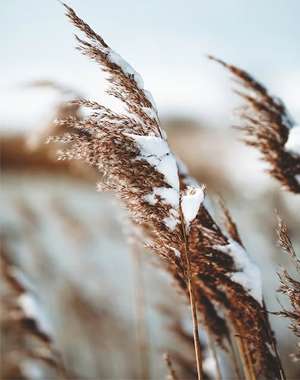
[209,56,300,194]
[49,5,207,271]
[0,248,69,379]
[188,204,283,378]
[1,249,53,344]
[63,4,160,133]
[49,6,284,378]
[275,212,300,360]
[217,194,244,247]
[276,210,300,272]
[52,6,233,357]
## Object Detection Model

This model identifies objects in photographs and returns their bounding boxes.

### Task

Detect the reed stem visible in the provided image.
[179,205,203,380]
[131,243,150,380]
[235,332,252,380]
[243,338,256,380]
[261,302,286,380]
[228,336,242,380]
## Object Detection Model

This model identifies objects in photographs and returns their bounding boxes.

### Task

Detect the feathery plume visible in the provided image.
[217,194,244,247]
[47,5,285,379]
[48,5,205,379]
[188,205,284,379]
[275,212,300,361]
[0,247,69,379]
[209,56,300,194]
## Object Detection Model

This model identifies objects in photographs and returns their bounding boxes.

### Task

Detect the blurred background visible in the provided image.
[1,1,300,379]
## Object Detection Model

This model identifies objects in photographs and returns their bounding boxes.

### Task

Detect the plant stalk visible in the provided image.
[235,332,252,380]
[261,302,286,380]
[179,205,203,380]
[243,337,256,380]
[131,242,150,380]
[228,335,242,380]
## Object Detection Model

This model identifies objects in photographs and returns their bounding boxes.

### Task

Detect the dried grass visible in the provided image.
[209,56,300,194]
[45,5,290,379]
[275,212,300,362]
[0,247,69,379]
[2,4,299,380]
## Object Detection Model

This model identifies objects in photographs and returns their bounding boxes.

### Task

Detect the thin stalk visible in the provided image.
[234,319,256,380]
[243,338,256,380]
[130,242,150,380]
[228,336,242,380]
[235,331,251,380]
[206,331,222,380]
[185,245,203,380]
[179,205,203,380]
[261,302,286,380]
[162,120,203,380]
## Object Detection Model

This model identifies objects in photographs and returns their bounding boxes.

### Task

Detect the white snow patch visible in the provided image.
[214,238,262,304]
[130,134,169,157]
[128,134,179,191]
[161,128,167,140]
[107,47,159,118]
[144,187,180,230]
[157,154,179,190]
[164,215,179,230]
[175,155,189,177]
[107,48,144,89]
[171,247,181,257]
[144,187,179,208]
[144,191,157,205]
[170,208,179,217]
[181,187,204,233]
[18,293,53,338]
[285,125,300,156]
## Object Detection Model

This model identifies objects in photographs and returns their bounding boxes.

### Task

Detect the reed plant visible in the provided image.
[45,4,300,380]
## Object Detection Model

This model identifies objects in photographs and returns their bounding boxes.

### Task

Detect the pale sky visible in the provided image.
[1,0,299,130]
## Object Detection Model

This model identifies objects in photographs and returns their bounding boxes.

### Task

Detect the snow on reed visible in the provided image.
[210,56,300,194]
[181,186,205,234]
[47,6,286,378]
[285,125,300,157]
[214,238,262,304]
